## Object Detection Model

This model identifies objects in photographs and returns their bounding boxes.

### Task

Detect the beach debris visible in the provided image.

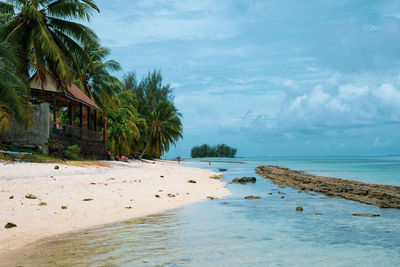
[155,195,160,198]
[61,206,67,209]
[125,206,133,209]
[38,202,47,206]
[159,190,163,192]
[315,213,323,216]
[207,196,218,200]
[167,193,176,197]
[4,222,17,229]
[90,182,96,185]
[231,177,256,184]
[244,196,261,199]
[9,195,14,199]
[82,198,93,201]
[25,194,37,199]
[160,175,164,178]
[188,180,197,183]
[210,174,224,179]
[296,206,303,212]
[219,168,227,172]
[352,213,380,217]
[54,165,59,170]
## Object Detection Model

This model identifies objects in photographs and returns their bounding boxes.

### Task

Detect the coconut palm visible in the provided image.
[74,43,121,110]
[139,100,183,159]
[0,0,99,84]
[0,41,29,135]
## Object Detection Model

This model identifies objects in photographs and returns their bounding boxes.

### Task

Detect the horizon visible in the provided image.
[91,0,400,157]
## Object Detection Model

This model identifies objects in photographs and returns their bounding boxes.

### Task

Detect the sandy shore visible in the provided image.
[0,160,230,257]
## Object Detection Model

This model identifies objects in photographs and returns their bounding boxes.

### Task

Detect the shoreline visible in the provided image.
[256,165,400,209]
[0,160,230,259]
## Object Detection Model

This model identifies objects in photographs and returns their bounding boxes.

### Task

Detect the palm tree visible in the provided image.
[0,0,99,84]
[139,100,183,159]
[0,41,30,136]
[74,43,121,110]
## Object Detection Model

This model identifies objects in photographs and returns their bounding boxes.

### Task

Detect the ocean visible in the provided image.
[7,156,400,266]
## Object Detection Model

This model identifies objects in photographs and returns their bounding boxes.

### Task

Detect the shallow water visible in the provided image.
[5,156,400,266]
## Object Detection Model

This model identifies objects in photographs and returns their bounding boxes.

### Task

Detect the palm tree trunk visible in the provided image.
[138,146,147,160]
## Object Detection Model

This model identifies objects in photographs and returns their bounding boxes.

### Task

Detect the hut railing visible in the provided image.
[52,122,102,142]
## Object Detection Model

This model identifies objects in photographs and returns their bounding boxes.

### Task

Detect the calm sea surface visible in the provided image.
[6,156,400,266]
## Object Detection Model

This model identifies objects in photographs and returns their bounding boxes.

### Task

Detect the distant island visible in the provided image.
[191,144,237,158]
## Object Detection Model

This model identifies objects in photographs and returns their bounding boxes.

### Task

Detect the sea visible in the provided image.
[6,156,400,266]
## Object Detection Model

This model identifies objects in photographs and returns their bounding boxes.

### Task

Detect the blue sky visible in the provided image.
[92,0,400,157]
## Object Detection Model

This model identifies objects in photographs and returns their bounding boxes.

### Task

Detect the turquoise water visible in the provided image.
[6,156,400,266]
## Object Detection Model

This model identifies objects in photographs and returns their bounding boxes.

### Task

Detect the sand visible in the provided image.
[0,160,230,257]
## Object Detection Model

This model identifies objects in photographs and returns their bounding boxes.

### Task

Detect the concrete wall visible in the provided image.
[3,103,50,154]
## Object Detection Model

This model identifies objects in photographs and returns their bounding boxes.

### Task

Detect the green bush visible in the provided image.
[63,145,81,160]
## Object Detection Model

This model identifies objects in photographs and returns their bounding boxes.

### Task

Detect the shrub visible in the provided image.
[63,145,81,160]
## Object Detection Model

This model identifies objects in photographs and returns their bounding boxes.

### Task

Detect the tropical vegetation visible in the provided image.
[0,0,183,159]
[191,144,237,158]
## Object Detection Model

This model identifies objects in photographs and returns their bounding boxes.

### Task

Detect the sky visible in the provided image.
[91,0,400,157]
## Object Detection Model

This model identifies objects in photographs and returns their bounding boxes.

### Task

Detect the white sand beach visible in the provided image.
[0,160,230,257]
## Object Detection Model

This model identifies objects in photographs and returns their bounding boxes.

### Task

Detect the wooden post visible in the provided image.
[79,103,83,128]
[94,110,97,132]
[68,102,72,126]
[103,118,107,144]
[87,106,91,130]
[52,94,57,133]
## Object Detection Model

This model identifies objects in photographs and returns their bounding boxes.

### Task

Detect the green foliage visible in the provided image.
[63,144,81,160]
[191,144,237,158]
[0,0,100,84]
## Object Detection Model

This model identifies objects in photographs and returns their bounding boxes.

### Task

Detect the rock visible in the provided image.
[315,213,323,216]
[296,206,303,211]
[9,195,13,199]
[352,213,380,217]
[155,195,160,198]
[268,193,273,195]
[90,182,96,185]
[125,206,132,209]
[38,202,47,206]
[167,194,176,197]
[207,196,218,200]
[4,222,17,229]
[25,194,37,199]
[219,168,227,172]
[188,180,197,183]
[281,196,285,199]
[160,175,164,178]
[54,165,59,170]
[82,198,93,201]
[61,206,67,209]
[255,165,400,209]
[231,177,256,184]
[244,195,261,199]
[159,190,163,192]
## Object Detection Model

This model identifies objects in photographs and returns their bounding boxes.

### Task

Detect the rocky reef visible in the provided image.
[256,165,400,209]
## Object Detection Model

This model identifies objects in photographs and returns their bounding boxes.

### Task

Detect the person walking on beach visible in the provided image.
[177,156,181,164]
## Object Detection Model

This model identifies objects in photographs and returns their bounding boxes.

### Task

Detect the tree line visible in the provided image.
[191,144,237,158]
[0,0,182,159]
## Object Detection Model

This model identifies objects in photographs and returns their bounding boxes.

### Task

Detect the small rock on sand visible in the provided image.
[61,206,67,209]
[207,196,218,200]
[155,195,160,198]
[188,180,197,183]
[25,194,37,199]
[54,166,59,170]
[167,194,176,197]
[82,198,93,201]
[38,202,47,206]
[4,222,17,229]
